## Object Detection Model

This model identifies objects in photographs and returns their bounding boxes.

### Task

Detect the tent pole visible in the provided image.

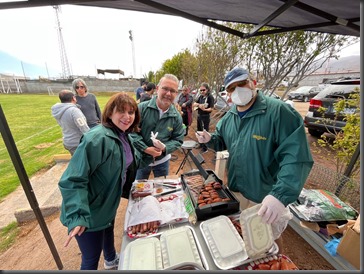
[0,104,63,270]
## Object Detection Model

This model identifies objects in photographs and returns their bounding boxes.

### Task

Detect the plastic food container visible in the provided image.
[239,204,274,259]
[160,226,204,269]
[122,237,163,270]
[200,215,248,269]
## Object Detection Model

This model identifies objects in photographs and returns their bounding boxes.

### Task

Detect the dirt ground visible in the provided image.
[0,101,336,270]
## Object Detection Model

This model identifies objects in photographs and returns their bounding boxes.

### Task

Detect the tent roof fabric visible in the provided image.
[0,0,360,38]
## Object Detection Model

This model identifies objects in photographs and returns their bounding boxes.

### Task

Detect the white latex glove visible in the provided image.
[195,129,211,143]
[151,131,166,150]
[257,194,286,225]
[152,139,166,150]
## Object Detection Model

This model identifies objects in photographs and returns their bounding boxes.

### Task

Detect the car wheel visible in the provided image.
[303,96,309,102]
[308,128,324,138]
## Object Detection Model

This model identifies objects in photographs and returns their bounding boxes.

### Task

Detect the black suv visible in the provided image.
[304,78,360,137]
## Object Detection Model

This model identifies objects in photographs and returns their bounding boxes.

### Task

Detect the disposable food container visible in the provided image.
[239,204,274,259]
[122,237,163,270]
[200,215,248,269]
[160,226,204,269]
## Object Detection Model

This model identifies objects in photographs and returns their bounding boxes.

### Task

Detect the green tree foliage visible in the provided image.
[312,89,360,178]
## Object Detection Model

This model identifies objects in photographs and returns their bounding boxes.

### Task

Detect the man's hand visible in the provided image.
[150,131,166,150]
[144,147,163,157]
[257,195,286,224]
[195,129,211,143]
[152,138,166,150]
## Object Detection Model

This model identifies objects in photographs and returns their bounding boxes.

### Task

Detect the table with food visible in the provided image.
[117,169,299,270]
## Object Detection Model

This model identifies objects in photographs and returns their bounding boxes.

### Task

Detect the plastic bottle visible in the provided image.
[183,190,197,225]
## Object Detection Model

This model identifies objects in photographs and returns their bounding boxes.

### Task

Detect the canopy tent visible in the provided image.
[0,0,360,38]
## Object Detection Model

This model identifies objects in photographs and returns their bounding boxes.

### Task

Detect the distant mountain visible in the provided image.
[315,55,360,74]
[0,50,60,79]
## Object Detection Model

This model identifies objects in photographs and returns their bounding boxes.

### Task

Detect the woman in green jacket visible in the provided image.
[58,92,140,270]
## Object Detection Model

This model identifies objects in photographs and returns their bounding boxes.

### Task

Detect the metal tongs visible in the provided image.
[187,150,216,184]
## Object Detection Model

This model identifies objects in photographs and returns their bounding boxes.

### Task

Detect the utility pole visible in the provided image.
[54,6,71,79]
[129,30,136,78]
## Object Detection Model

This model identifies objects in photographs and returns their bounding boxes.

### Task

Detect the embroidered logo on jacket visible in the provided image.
[168,126,173,132]
[252,134,267,140]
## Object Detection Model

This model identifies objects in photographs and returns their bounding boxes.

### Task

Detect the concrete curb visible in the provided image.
[0,158,69,229]
[14,206,61,223]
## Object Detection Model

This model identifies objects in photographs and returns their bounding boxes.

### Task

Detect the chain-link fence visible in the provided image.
[304,163,360,212]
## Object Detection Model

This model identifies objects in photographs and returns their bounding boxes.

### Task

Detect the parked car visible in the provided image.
[287,86,323,102]
[304,78,360,137]
[215,88,231,110]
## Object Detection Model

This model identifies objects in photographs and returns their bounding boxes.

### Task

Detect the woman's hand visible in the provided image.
[64,226,86,247]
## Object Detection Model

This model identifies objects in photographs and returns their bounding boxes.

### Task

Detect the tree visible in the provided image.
[312,90,360,178]
[193,22,358,99]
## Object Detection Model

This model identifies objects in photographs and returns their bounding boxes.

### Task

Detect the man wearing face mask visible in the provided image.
[196,67,313,251]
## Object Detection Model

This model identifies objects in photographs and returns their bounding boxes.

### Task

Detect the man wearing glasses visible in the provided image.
[193,83,215,153]
[196,67,313,251]
[131,74,185,179]
[72,78,102,128]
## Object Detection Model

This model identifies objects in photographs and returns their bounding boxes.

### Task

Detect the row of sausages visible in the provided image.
[128,221,159,235]
[197,182,231,208]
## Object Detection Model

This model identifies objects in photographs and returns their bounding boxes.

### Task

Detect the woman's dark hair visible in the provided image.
[101,92,140,133]
[200,82,210,92]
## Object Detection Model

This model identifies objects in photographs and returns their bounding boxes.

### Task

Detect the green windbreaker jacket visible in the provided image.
[130,96,184,168]
[209,91,313,206]
[59,125,138,233]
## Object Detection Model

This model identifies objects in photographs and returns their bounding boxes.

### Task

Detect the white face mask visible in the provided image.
[231,87,254,106]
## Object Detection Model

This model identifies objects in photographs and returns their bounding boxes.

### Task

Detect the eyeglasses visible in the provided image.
[226,80,249,93]
[199,89,206,92]
[75,86,85,89]
[161,86,177,94]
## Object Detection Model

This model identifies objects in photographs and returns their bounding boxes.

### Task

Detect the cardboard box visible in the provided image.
[337,226,360,269]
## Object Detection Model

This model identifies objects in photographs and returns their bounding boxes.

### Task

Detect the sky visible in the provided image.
[0,5,205,79]
[0,5,360,79]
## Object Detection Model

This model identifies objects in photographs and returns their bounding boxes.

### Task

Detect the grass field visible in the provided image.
[0,92,134,201]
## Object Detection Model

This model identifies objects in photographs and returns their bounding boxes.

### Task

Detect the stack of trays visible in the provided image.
[121,226,209,270]
[200,215,248,269]
[200,213,278,270]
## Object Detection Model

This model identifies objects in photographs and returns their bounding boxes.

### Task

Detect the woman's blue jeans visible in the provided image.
[75,221,116,270]
[135,160,170,179]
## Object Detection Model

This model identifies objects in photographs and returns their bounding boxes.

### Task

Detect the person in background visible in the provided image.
[134,80,148,101]
[177,85,193,136]
[59,92,140,270]
[196,67,313,251]
[51,89,90,155]
[131,74,184,179]
[139,82,156,102]
[72,78,102,128]
[193,82,215,153]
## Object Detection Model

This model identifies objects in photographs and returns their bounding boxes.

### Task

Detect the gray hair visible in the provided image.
[72,78,88,94]
[158,74,179,86]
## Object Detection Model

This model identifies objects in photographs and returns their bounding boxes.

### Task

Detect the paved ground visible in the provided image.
[0,158,69,230]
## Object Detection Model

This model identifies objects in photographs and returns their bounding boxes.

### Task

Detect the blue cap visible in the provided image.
[224,68,249,89]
